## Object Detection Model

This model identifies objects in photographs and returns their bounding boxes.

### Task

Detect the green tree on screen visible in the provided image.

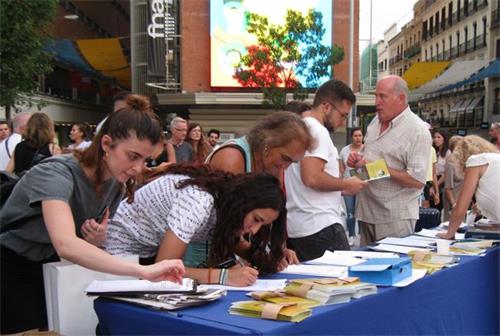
[0,0,57,121]
[233,9,344,110]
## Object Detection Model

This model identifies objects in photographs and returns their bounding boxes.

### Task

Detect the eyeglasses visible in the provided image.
[174,128,187,132]
[327,102,349,120]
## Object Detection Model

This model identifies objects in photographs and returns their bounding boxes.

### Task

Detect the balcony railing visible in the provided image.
[404,45,421,59]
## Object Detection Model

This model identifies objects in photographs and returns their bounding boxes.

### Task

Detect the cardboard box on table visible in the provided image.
[348,257,412,286]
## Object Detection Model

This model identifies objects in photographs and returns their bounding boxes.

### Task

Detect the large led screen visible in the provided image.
[210,0,332,88]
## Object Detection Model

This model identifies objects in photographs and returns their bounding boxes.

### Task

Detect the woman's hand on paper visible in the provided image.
[227,265,258,287]
[277,248,299,272]
[142,259,185,283]
[436,231,455,240]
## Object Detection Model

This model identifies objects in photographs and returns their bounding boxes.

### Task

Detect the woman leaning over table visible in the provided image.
[105,165,289,287]
[0,95,185,334]
[437,135,500,240]
[205,111,313,265]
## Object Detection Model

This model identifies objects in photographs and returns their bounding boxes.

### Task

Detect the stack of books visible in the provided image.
[229,300,312,322]
[285,277,377,304]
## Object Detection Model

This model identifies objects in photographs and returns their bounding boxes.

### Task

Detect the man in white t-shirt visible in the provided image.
[285,79,367,261]
[0,112,31,170]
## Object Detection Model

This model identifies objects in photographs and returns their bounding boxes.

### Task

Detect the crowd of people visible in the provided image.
[0,76,499,334]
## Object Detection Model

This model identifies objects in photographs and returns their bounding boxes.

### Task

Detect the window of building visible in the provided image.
[497,39,500,58]
[457,0,461,20]
[473,21,477,49]
[456,31,460,56]
[464,26,468,52]
[436,43,439,59]
[442,39,446,58]
[482,17,487,45]
[430,45,433,58]
[430,17,434,36]
[425,49,428,61]
[464,0,468,16]
[441,7,446,29]
[448,2,453,25]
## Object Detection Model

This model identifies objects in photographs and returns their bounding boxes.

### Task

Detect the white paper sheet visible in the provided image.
[392,269,427,287]
[415,229,464,240]
[200,279,287,292]
[369,244,431,254]
[329,250,400,259]
[279,264,348,277]
[377,237,434,248]
[306,250,365,266]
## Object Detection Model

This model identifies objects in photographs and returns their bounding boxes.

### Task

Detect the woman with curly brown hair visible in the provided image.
[0,95,185,334]
[6,113,61,175]
[438,135,500,239]
[186,121,213,164]
[105,164,289,287]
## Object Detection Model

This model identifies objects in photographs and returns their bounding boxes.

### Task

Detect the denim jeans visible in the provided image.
[343,195,356,237]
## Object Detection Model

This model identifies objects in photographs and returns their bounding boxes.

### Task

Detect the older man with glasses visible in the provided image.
[285,79,367,261]
[169,117,193,163]
[348,75,432,246]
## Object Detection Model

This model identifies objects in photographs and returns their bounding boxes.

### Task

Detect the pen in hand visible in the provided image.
[234,254,246,267]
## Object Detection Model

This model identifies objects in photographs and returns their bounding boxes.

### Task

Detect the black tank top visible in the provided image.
[13,141,52,174]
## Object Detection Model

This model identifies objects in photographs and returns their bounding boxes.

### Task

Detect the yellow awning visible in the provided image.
[403,62,450,90]
[76,38,130,88]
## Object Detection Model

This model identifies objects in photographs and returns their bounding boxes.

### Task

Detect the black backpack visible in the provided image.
[0,150,50,206]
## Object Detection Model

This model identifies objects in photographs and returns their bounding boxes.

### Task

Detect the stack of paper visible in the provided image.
[408,250,459,274]
[229,300,312,322]
[86,278,197,296]
[285,277,377,305]
[331,250,400,259]
[200,279,287,292]
[248,290,320,309]
[108,289,226,310]
[369,244,431,254]
[279,264,347,277]
[306,251,365,266]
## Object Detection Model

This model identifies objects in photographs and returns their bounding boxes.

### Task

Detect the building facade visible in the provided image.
[377,24,398,79]
[417,0,498,128]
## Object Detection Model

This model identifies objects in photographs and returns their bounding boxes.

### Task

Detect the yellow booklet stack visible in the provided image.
[408,250,459,274]
[229,300,312,322]
[249,290,320,309]
[285,277,377,304]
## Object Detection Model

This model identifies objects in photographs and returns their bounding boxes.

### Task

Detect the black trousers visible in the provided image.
[1,246,57,334]
[287,223,350,262]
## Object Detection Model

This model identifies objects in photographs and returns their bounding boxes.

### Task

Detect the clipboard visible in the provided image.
[86,278,198,297]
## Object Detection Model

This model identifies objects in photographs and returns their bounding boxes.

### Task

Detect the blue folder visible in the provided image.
[348,257,412,286]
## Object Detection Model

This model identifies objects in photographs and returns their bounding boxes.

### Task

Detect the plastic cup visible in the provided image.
[436,240,451,255]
